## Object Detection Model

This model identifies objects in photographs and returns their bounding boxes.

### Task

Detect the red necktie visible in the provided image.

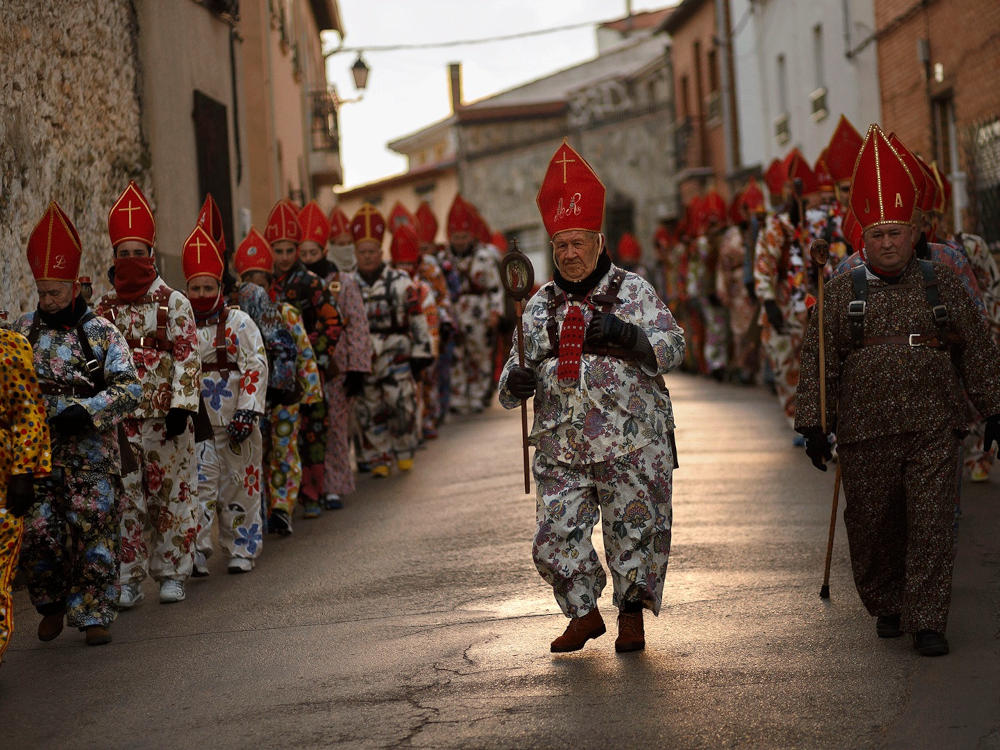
[557,304,586,387]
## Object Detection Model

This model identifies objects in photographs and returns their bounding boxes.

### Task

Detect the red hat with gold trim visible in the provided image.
[931,162,950,213]
[741,177,767,215]
[329,206,352,241]
[350,202,386,244]
[28,201,83,282]
[764,158,787,199]
[472,206,492,245]
[234,227,275,276]
[848,124,918,232]
[446,194,476,237]
[388,201,417,233]
[783,148,819,195]
[685,196,705,237]
[887,134,932,213]
[265,199,302,245]
[814,149,834,192]
[182,224,224,282]
[825,115,864,183]
[390,224,420,265]
[298,201,331,247]
[416,201,438,244]
[490,230,508,254]
[842,210,863,251]
[109,181,156,249]
[197,193,226,254]
[536,140,606,238]
[914,154,938,213]
[616,232,641,263]
[701,190,727,227]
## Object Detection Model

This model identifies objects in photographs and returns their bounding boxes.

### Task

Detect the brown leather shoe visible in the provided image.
[550,608,606,653]
[37,613,64,642]
[615,610,645,652]
[85,625,112,646]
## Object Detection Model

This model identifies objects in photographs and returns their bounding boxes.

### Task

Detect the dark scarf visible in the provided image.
[914,231,930,260]
[553,250,612,297]
[39,294,88,329]
[305,257,334,279]
[359,263,385,287]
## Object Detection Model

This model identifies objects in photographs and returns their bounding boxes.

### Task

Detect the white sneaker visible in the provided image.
[118,583,144,609]
[227,557,253,574]
[159,579,186,603]
[192,551,210,577]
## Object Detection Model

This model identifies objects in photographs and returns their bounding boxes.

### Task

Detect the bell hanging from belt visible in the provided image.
[557,304,586,389]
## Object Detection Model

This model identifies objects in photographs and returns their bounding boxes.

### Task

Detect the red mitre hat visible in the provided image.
[536,141,606,238]
[783,149,819,195]
[27,201,82,282]
[887,134,932,213]
[742,177,767,214]
[234,227,275,276]
[825,115,864,183]
[490,230,508,254]
[914,154,938,212]
[329,207,351,240]
[350,203,386,244]
[298,201,331,247]
[849,124,918,232]
[388,201,417,233]
[389,224,420,265]
[197,193,226,254]
[931,163,950,213]
[182,225,224,282]
[446,194,476,237]
[764,158,787,198]
[685,196,705,237]
[416,201,438,243]
[701,190,727,226]
[265,199,302,245]
[842,210,863,251]
[814,150,835,192]
[109,180,156,249]
[616,232,641,263]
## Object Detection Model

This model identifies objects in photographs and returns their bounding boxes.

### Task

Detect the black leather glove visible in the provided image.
[5,474,35,518]
[50,404,93,437]
[744,279,758,303]
[344,370,366,398]
[507,366,537,400]
[585,312,639,350]
[226,409,258,445]
[439,321,455,344]
[410,358,434,377]
[164,407,193,439]
[707,292,723,307]
[802,429,833,471]
[763,300,785,334]
[985,415,1000,454]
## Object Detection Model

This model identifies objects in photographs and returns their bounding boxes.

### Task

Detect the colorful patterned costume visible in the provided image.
[14,305,140,629]
[716,225,759,380]
[94,276,202,585]
[499,266,685,617]
[0,329,51,661]
[354,265,433,469]
[193,307,268,564]
[231,281,298,396]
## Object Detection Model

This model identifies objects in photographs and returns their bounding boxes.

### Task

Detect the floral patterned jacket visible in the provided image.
[499,266,686,466]
[949,232,1000,340]
[272,261,342,379]
[438,244,504,322]
[94,276,201,420]
[232,281,298,393]
[195,307,268,426]
[0,328,51,490]
[358,266,434,378]
[280,303,323,406]
[13,309,141,473]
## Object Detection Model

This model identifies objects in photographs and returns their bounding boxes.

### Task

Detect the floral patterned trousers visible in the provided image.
[21,469,122,627]
[449,315,494,413]
[119,417,198,585]
[354,364,419,467]
[264,403,302,515]
[532,440,674,618]
[0,508,23,661]
[323,376,355,496]
[196,427,264,562]
[760,309,805,429]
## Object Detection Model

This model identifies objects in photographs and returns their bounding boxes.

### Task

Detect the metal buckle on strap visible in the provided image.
[931,304,949,324]
[909,334,925,347]
[847,300,866,318]
[84,359,101,374]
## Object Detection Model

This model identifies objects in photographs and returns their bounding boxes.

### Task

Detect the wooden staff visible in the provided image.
[499,240,535,494]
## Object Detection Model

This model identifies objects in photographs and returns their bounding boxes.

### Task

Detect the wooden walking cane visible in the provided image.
[809,238,840,599]
[499,240,535,494]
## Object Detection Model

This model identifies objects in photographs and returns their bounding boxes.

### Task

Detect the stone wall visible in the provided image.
[0,0,151,319]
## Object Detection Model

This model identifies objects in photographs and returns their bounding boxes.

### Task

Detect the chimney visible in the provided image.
[448,62,463,113]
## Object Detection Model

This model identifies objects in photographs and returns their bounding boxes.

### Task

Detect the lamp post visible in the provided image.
[351,52,370,91]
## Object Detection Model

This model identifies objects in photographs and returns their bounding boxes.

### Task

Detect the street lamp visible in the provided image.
[351,53,370,91]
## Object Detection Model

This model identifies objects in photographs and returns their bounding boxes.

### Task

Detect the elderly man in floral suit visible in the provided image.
[95,182,202,607]
[500,142,686,654]
[15,202,140,645]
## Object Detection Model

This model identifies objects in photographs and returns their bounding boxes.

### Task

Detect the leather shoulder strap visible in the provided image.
[848,265,868,349]
[74,312,106,391]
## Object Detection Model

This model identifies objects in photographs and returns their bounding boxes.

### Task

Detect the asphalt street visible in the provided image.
[1,373,998,749]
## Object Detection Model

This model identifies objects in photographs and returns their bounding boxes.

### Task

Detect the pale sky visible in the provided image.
[324,1,673,189]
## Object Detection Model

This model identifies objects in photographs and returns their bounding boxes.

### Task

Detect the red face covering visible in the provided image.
[113,255,157,301]
[189,290,223,320]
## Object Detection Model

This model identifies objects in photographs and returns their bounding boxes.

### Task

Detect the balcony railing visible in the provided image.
[774,113,791,146]
[809,88,828,122]
[310,90,340,153]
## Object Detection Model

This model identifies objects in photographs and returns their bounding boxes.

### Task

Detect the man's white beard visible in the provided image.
[329,243,357,272]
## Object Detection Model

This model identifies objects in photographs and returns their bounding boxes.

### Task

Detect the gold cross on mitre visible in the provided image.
[119,200,140,228]
[556,149,576,184]
[190,234,208,260]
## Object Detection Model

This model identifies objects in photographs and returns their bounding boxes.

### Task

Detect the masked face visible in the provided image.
[186,276,223,318]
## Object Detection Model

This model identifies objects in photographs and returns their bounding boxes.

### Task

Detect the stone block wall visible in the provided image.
[0,0,150,319]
